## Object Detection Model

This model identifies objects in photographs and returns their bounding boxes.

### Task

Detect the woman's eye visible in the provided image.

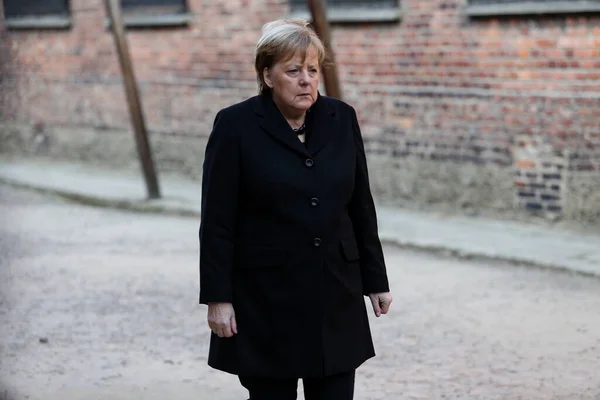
[288,69,299,74]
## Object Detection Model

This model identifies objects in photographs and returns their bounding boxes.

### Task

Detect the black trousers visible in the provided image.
[239,370,356,400]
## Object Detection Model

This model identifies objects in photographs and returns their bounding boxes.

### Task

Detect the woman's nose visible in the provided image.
[299,70,310,84]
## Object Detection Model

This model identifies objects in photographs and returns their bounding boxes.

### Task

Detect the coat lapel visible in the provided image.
[254,94,311,157]
[306,93,336,156]
[253,93,337,157]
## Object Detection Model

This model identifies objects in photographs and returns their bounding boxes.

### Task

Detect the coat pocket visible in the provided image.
[235,246,289,269]
[340,238,360,262]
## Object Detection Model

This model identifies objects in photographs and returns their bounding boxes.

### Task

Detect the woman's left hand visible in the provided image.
[368,292,393,318]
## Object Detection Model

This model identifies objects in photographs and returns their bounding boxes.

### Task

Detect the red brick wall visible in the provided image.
[1,0,599,220]
[0,0,280,128]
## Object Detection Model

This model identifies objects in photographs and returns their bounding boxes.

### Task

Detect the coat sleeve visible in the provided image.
[199,109,240,304]
[348,107,391,296]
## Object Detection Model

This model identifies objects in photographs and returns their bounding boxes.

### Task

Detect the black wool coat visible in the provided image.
[199,92,390,379]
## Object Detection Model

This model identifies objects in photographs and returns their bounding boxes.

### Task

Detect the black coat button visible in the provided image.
[305,159,314,168]
[313,238,322,247]
[310,197,320,207]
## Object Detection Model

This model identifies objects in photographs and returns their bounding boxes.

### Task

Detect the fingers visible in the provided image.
[369,295,382,318]
[220,324,234,338]
[207,302,237,338]
[369,293,393,318]
[209,321,234,338]
[381,302,390,314]
[231,314,238,335]
[380,297,392,314]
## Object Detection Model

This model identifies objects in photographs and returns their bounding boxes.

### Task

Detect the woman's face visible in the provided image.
[264,47,320,115]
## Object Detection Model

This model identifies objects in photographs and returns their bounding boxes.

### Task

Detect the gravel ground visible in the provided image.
[1,184,599,400]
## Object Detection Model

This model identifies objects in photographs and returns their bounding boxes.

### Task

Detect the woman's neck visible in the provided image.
[284,114,306,130]
[272,96,306,130]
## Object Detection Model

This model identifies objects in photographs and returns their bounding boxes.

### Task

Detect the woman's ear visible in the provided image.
[263,67,274,89]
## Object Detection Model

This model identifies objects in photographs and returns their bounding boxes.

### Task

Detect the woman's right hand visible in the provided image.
[207,302,238,338]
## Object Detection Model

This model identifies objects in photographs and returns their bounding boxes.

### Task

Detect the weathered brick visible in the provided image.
[541,194,560,201]
[1,0,598,221]
[516,159,536,169]
[543,173,562,180]
[526,203,543,211]
[518,191,536,198]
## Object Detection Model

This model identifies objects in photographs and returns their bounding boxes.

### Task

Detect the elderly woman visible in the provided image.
[199,19,393,400]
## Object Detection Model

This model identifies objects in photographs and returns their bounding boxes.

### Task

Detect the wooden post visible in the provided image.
[307,0,342,100]
[104,0,161,199]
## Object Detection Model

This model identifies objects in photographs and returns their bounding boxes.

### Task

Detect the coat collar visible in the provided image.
[253,92,337,157]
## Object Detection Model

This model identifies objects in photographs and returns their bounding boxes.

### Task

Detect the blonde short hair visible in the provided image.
[254,19,327,95]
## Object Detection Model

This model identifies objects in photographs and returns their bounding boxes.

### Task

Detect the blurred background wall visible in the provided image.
[1,0,599,222]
